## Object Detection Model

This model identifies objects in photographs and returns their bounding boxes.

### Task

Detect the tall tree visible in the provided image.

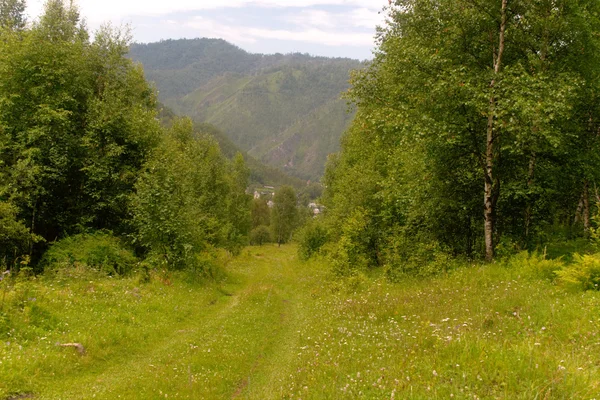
[326,0,600,265]
[0,0,25,31]
[131,118,247,269]
[0,0,160,258]
[271,186,298,246]
[251,198,271,229]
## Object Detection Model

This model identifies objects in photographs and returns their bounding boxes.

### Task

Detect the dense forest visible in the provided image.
[316,0,600,275]
[129,39,361,180]
[0,0,310,273]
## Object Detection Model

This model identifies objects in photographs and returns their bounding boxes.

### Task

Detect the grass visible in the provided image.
[1,245,599,399]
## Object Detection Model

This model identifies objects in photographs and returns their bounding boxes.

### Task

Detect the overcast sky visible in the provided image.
[26,0,389,60]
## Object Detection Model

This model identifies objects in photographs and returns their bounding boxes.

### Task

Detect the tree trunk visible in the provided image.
[583,179,591,237]
[484,0,508,262]
[484,126,495,262]
[574,193,584,225]
[524,152,536,243]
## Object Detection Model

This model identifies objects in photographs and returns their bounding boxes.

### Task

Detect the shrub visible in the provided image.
[40,232,137,275]
[329,208,373,276]
[297,220,329,261]
[555,253,600,291]
[383,230,452,281]
[505,251,564,281]
[250,225,271,246]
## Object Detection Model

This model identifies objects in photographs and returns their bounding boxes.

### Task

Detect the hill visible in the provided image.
[157,104,305,189]
[129,39,362,180]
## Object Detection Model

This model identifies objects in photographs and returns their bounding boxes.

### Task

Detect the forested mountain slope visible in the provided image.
[157,104,305,189]
[129,39,362,180]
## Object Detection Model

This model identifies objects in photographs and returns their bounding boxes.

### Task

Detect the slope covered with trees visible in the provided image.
[129,39,362,180]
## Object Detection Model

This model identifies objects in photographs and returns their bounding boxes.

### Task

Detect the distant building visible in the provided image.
[308,202,324,217]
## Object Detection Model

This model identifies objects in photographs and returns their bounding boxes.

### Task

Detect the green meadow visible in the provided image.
[1,245,598,399]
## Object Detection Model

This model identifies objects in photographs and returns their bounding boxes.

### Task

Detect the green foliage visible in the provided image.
[0,202,39,268]
[0,0,24,31]
[329,208,374,276]
[297,219,328,261]
[556,253,600,292]
[40,232,137,276]
[383,233,452,281]
[0,1,161,259]
[324,0,600,267]
[271,186,299,245]
[251,198,271,229]
[131,118,248,269]
[505,251,564,281]
[250,225,271,246]
[224,153,252,255]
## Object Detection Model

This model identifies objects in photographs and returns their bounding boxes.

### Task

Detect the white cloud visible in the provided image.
[184,16,374,47]
[347,8,383,29]
[184,16,258,44]
[285,10,337,29]
[25,0,383,58]
[246,26,374,46]
[27,0,385,22]
[284,7,384,30]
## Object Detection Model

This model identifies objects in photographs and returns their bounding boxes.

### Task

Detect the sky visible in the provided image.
[25,0,390,60]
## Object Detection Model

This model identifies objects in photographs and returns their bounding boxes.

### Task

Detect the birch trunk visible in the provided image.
[484,0,508,262]
[583,179,591,237]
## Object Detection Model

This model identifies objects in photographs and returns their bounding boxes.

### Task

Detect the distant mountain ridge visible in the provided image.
[129,38,363,180]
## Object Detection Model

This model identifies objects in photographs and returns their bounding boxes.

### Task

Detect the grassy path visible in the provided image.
[1,245,323,399]
[2,245,600,399]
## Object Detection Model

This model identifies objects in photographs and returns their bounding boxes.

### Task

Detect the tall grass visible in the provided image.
[1,245,598,399]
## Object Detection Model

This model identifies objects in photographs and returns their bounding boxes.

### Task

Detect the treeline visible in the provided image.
[250,183,323,247]
[0,1,251,272]
[314,0,600,276]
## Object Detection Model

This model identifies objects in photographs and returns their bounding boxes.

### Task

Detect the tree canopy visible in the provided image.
[0,1,252,271]
[324,0,600,271]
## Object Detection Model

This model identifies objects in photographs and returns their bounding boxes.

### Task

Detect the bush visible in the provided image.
[329,208,374,276]
[40,232,137,275]
[250,225,271,246]
[556,253,600,291]
[383,230,452,281]
[297,220,329,261]
[505,251,564,281]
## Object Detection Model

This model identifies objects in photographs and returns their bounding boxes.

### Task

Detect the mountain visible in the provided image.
[158,104,305,190]
[129,39,363,180]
